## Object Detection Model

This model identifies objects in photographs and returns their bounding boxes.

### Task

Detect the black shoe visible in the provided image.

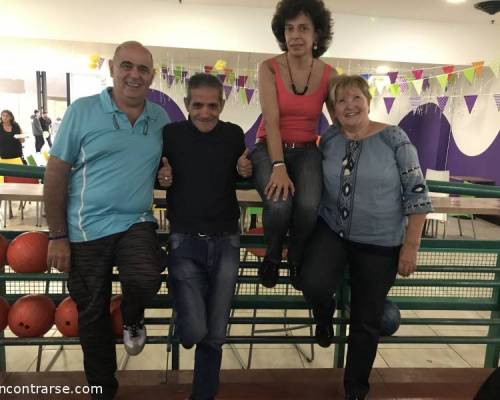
[259,258,279,288]
[181,343,194,350]
[289,263,302,291]
[315,323,334,348]
[345,395,365,400]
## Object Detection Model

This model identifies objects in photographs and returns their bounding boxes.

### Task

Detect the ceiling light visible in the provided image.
[446,0,467,4]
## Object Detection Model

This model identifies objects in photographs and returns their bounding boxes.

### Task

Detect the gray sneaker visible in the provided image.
[123,320,146,356]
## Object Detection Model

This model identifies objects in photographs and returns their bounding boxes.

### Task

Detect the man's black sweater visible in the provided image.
[162,119,245,234]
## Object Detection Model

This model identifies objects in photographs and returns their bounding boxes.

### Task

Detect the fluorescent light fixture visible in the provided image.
[446,0,467,4]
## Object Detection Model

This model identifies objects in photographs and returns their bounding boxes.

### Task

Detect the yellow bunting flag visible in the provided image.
[336,67,344,76]
[436,74,448,90]
[369,86,377,98]
[411,79,423,95]
[472,61,484,76]
[462,67,475,84]
[389,83,400,97]
[489,61,500,78]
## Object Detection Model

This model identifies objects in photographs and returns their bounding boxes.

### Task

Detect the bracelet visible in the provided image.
[48,234,68,241]
[271,160,285,168]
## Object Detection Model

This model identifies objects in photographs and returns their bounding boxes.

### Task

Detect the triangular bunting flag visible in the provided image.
[436,74,448,90]
[422,78,431,92]
[387,71,399,84]
[166,75,175,88]
[361,73,371,81]
[399,76,409,93]
[383,97,395,114]
[375,78,387,95]
[409,96,423,114]
[237,75,248,88]
[437,96,448,112]
[494,94,500,111]
[462,67,475,84]
[217,74,226,83]
[412,69,423,80]
[227,71,236,85]
[472,61,484,76]
[412,79,424,95]
[161,66,169,76]
[174,66,182,83]
[489,61,500,78]
[245,88,255,103]
[239,88,248,104]
[464,95,478,114]
[336,67,344,76]
[442,65,455,75]
[389,83,400,97]
[223,85,232,99]
[369,86,377,98]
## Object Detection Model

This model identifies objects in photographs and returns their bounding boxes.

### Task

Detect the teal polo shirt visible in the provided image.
[50,88,169,242]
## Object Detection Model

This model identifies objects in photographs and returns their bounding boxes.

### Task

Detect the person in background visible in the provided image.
[0,109,25,161]
[252,0,337,290]
[31,109,44,152]
[40,110,53,147]
[44,41,169,400]
[301,75,432,400]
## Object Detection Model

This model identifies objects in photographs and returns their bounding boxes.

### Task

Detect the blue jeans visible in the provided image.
[167,232,240,400]
[250,142,322,265]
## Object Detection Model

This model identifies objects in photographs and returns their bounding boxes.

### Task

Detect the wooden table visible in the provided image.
[0,183,44,227]
[237,190,500,216]
[451,175,496,185]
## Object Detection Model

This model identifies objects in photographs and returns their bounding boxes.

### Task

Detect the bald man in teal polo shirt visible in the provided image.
[44,41,169,400]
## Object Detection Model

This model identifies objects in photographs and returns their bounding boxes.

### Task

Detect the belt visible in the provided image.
[257,138,317,149]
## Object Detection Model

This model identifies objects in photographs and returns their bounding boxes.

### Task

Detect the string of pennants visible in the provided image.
[159,64,257,105]
[360,59,500,114]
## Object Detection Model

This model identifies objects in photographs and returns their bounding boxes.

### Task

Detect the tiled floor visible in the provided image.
[1,201,499,374]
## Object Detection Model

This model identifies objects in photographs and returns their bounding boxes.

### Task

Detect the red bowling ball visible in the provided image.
[8,294,55,337]
[55,296,79,337]
[7,231,49,273]
[0,234,8,267]
[110,295,123,337]
[0,296,9,331]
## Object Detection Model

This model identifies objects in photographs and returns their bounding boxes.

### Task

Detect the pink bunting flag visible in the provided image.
[245,88,255,103]
[412,69,423,80]
[442,65,455,75]
[237,75,248,88]
[495,94,500,111]
[464,95,478,114]
[223,85,233,99]
[437,96,448,112]
[383,97,395,114]
[387,71,399,84]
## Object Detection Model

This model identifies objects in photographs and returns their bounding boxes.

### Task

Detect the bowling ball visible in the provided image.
[0,234,8,267]
[7,231,48,273]
[110,295,123,337]
[0,296,10,330]
[380,299,401,336]
[8,294,55,337]
[55,296,79,337]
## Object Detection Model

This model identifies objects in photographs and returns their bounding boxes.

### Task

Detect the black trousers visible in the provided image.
[34,135,45,152]
[301,218,399,398]
[68,222,164,400]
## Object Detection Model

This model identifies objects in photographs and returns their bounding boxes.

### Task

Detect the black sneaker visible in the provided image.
[289,263,302,291]
[259,258,279,288]
[315,323,334,348]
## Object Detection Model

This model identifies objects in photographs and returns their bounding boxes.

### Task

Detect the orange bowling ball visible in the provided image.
[0,296,10,331]
[55,296,79,337]
[110,295,123,337]
[7,232,49,273]
[0,234,8,267]
[8,294,55,337]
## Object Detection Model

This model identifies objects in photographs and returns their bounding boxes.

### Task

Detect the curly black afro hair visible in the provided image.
[271,0,333,58]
